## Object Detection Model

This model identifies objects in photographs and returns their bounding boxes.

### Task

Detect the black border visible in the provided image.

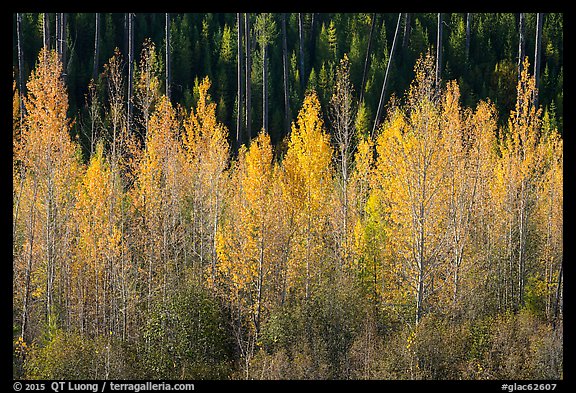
[5,4,571,391]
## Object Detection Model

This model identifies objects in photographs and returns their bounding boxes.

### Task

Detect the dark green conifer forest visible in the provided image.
[13,13,563,380]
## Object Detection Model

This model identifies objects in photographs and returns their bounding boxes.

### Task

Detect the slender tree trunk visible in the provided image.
[534,13,544,107]
[43,13,50,51]
[436,13,443,88]
[298,13,305,89]
[245,13,252,140]
[415,190,426,326]
[552,263,563,329]
[465,13,472,62]
[281,13,291,136]
[518,13,525,79]
[45,182,55,327]
[372,13,402,136]
[416,268,424,326]
[517,182,527,309]
[21,182,39,342]
[359,13,376,105]
[166,13,171,100]
[124,13,129,57]
[262,43,268,132]
[55,13,61,58]
[255,234,264,335]
[61,13,67,80]
[93,13,101,81]
[127,13,134,131]
[237,13,244,148]
[403,12,411,49]
[16,13,25,119]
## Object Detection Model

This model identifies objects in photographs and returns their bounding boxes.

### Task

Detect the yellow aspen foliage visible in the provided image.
[281,91,333,300]
[73,142,123,335]
[182,77,230,285]
[532,117,563,319]
[350,136,375,270]
[134,38,161,135]
[454,99,500,311]
[373,53,453,324]
[13,49,81,338]
[16,49,80,183]
[13,80,22,141]
[217,130,276,332]
[492,58,548,311]
[132,95,184,307]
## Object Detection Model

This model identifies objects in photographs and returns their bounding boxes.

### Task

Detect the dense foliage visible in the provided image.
[13,13,562,380]
[13,13,563,154]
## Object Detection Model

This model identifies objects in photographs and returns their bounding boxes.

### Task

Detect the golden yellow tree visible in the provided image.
[216,130,278,377]
[13,48,81,342]
[441,81,499,314]
[281,91,333,301]
[73,142,127,339]
[493,58,546,312]
[532,104,563,322]
[454,99,500,315]
[132,95,184,313]
[374,52,452,325]
[239,131,275,332]
[182,77,230,286]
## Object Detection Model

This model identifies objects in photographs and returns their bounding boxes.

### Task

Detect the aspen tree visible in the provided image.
[132,95,183,314]
[182,77,230,285]
[531,125,562,321]
[329,54,357,270]
[375,53,451,325]
[218,131,276,332]
[281,91,333,301]
[15,49,81,339]
[494,58,544,311]
[73,143,124,337]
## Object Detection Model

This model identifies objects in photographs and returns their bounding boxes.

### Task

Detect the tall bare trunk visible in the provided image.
[465,13,472,61]
[373,13,402,136]
[262,43,269,132]
[298,13,305,89]
[552,263,563,329]
[534,13,544,107]
[127,13,134,132]
[436,13,443,88]
[43,13,50,51]
[21,182,39,342]
[61,13,67,80]
[55,13,61,58]
[517,181,527,309]
[518,13,525,79]
[403,13,411,48]
[245,13,252,141]
[281,13,291,136]
[93,13,101,81]
[237,13,244,148]
[359,13,376,105]
[166,13,171,100]
[16,13,25,119]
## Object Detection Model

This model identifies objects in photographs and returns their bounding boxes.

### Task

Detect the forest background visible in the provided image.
[12,12,563,380]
